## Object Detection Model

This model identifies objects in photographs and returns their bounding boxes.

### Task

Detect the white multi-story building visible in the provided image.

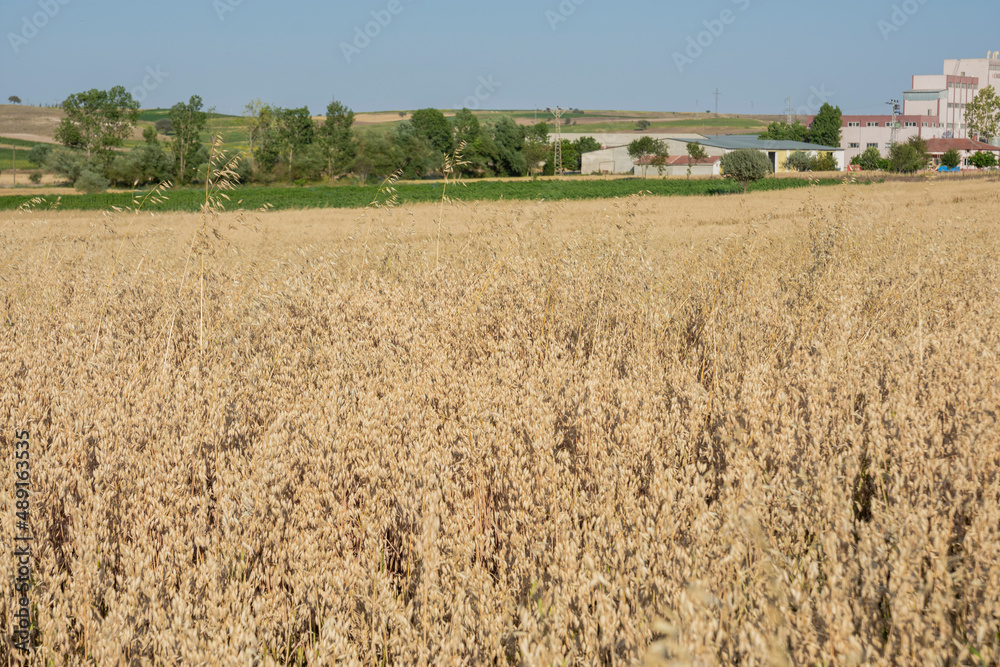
[832,55,1000,163]
[905,56,1000,139]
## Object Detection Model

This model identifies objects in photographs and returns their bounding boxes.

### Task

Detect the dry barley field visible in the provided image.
[1,179,999,666]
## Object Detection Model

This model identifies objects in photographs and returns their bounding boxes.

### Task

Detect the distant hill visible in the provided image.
[1,105,769,153]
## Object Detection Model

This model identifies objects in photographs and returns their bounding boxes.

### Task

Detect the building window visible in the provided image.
[905,122,917,127]
[847,121,860,127]
[849,142,860,148]
[867,143,879,148]
[867,122,879,127]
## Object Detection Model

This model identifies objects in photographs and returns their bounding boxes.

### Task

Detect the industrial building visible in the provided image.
[832,55,1000,163]
[579,133,844,176]
[577,134,720,175]
[632,154,722,177]
[698,135,845,173]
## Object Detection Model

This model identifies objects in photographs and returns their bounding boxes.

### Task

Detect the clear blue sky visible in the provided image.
[3,0,999,116]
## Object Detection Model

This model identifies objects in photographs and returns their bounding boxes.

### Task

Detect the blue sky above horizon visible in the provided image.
[2,0,999,117]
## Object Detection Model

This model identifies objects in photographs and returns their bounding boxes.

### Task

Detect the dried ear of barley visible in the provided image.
[1,179,998,666]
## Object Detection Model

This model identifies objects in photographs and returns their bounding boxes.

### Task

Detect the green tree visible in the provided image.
[28,144,52,167]
[635,120,651,131]
[317,99,356,182]
[352,131,398,185]
[889,136,930,173]
[410,108,452,154]
[155,118,174,135]
[168,95,208,184]
[275,107,315,182]
[720,148,773,193]
[8,95,21,104]
[244,98,275,176]
[758,121,809,142]
[55,86,140,164]
[452,108,489,176]
[628,136,668,177]
[573,136,601,155]
[523,138,548,177]
[526,122,550,144]
[784,150,816,172]
[807,103,842,147]
[542,139,584,175]
[940,148,962,169]
[452,108,480,148]
[394,122,440,179]
[488,117,527,177]
[855,146,887,171]
[969,151,997,169]
[685,141,708,179]
[43,147,99,184]
[966,86,1000,142]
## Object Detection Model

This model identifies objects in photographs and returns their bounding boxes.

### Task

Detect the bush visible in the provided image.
[969,151,997,169]
[74,170,108,193]
[940,149,962,169]
[813,152,839,172]
[855,146,888,171]
[784,151,816,172]
[28,171,42,184]
[155,118,174,135]
[28,144,52,166]
[43,147,98,184]
[890,137,930,173]
[721,149,773,193]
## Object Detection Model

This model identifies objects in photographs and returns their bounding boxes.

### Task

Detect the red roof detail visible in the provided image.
[924,138,1000,153]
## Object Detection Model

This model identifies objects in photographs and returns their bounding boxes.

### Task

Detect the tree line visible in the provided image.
[28,86,606,192]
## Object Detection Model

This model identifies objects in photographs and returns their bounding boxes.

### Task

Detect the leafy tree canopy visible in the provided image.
[758,121,809,142]
[889,136,930,173]
[55,86,140,161]
[807,103,843,148]
[966,86,1000,142]
[720,148,773,192]
[410,108,452,154]
[940,148,962,169]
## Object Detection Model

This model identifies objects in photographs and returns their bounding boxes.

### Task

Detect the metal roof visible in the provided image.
[699,135,842,152]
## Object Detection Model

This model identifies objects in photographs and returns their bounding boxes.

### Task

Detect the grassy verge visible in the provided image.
[0,136,50,148]
[0,176,862,212]
[0,147,39,169]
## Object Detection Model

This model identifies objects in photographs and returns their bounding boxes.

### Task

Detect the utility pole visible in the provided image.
[887,99,901,146]
[785,97,794,125]
[547,107,564,176]
[11,144,15,186]
[714,88,721,116]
